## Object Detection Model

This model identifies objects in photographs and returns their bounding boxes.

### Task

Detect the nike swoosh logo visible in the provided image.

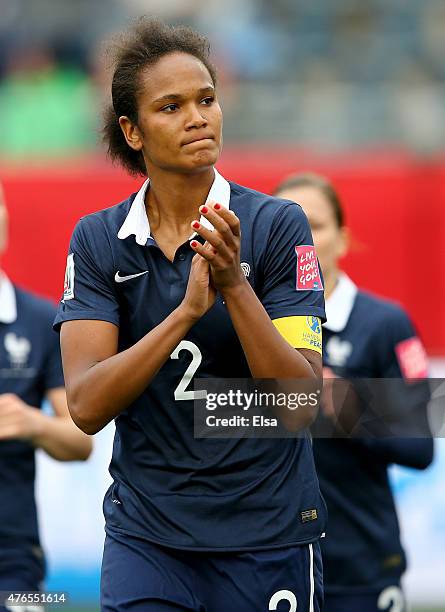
[115,271,149,283]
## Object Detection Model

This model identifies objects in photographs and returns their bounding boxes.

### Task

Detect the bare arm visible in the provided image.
[61,254,216,435]
[190,203,322,430]
[33,388,92,460]
[191,203,320,378]
[222,281,321,379]
[0,389,92,461]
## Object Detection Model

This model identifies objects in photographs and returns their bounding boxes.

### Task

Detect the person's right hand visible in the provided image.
[321,366,338,419]
[180,250,217,322]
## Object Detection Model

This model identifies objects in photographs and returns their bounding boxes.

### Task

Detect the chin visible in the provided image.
[185,148,220,171]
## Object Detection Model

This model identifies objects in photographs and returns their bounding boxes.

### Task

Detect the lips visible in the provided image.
[182,135,214,146]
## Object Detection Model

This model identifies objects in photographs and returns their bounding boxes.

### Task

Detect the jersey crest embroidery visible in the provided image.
[326,336,352,367]
[240,262,251,278]
[4,332,31,368]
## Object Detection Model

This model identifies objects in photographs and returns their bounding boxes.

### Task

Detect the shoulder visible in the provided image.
[353,290,414,337]
[75,194,136,238]
[229,181,308,227]
[229,182,304,217]
[14,286,58,324]
[354,290,409,322]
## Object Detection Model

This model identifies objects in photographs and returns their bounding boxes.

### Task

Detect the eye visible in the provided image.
[201,96,214,106]
[161,103,179,113]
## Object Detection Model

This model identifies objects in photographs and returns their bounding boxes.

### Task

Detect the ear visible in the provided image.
[337,226,349,259]
[119,116,143,151]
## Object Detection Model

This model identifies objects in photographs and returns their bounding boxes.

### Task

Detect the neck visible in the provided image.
[145,166,215,234]
[323,268,340,300]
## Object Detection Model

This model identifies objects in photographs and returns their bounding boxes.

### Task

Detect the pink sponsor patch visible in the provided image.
[395,337,428,380]
[295,245,323,291]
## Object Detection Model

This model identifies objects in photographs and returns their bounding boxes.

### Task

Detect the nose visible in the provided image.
[185,104,207,130]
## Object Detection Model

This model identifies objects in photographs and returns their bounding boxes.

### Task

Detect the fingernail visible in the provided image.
[214,203,221,210]
[192,221,200,229]
[190,241,198,248]
[201,206,208,214]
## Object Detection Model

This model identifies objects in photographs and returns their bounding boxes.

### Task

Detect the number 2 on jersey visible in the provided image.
[269,590,297,612]
[378,586,404,612]
[170,340,206,400]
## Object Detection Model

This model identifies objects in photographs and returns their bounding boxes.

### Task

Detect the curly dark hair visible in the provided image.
[102,18,217,177]
[274,172,345,228]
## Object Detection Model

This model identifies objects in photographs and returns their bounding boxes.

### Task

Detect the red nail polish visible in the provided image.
[201,206,208,214]
[190,241,198,248]
[192,221,200,229]
[214,203,221,210]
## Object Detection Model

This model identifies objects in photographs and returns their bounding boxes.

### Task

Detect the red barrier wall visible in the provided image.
[1,150,444,353]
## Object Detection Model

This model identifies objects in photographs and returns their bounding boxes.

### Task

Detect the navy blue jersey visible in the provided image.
[313,274,433,593]
[54,170,327,551]
[0,276,64,551]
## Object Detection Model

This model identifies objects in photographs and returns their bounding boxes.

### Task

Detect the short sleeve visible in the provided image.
[363,305,431,438]
[43,324,65,391]
[377,306,428,379]
[259,203,326,321]
[53,216,120,331]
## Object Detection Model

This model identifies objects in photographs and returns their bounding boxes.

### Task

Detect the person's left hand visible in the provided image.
[0,393,40,441]
[189,201,246,293]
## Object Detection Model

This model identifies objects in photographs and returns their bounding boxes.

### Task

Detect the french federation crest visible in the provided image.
[240,262,251,278]
[325,336,352,367]
[4,332,31,368]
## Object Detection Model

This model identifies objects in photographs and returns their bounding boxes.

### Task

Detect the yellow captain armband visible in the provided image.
[272,316,322,353]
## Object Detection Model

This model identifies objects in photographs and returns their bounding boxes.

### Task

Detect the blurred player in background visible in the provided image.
[274,172,434,612]
[55,18,326,612]
[0,183,92,611]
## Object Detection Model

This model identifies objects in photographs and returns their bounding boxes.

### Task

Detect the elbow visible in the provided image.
[71,411,103,436]
[61,434,93,461]
[67,390,105,436]
[414,440,435,470]
[404,438,435,470]
[76,436,94,461]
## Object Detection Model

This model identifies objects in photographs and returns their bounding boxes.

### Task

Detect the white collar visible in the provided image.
[117,168,231,245]
[324,272,358,332]
[0,271,17,324]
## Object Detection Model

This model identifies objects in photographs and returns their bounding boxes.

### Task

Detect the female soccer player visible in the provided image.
[0,184,92,612]
[55,19,326,612]
[274,173,434,612]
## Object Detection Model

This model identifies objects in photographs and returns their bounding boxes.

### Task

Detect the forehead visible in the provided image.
[138,52,214,100]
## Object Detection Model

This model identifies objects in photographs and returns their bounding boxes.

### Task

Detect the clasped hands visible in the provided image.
[181,201,246,321]
[190,200,245,292]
